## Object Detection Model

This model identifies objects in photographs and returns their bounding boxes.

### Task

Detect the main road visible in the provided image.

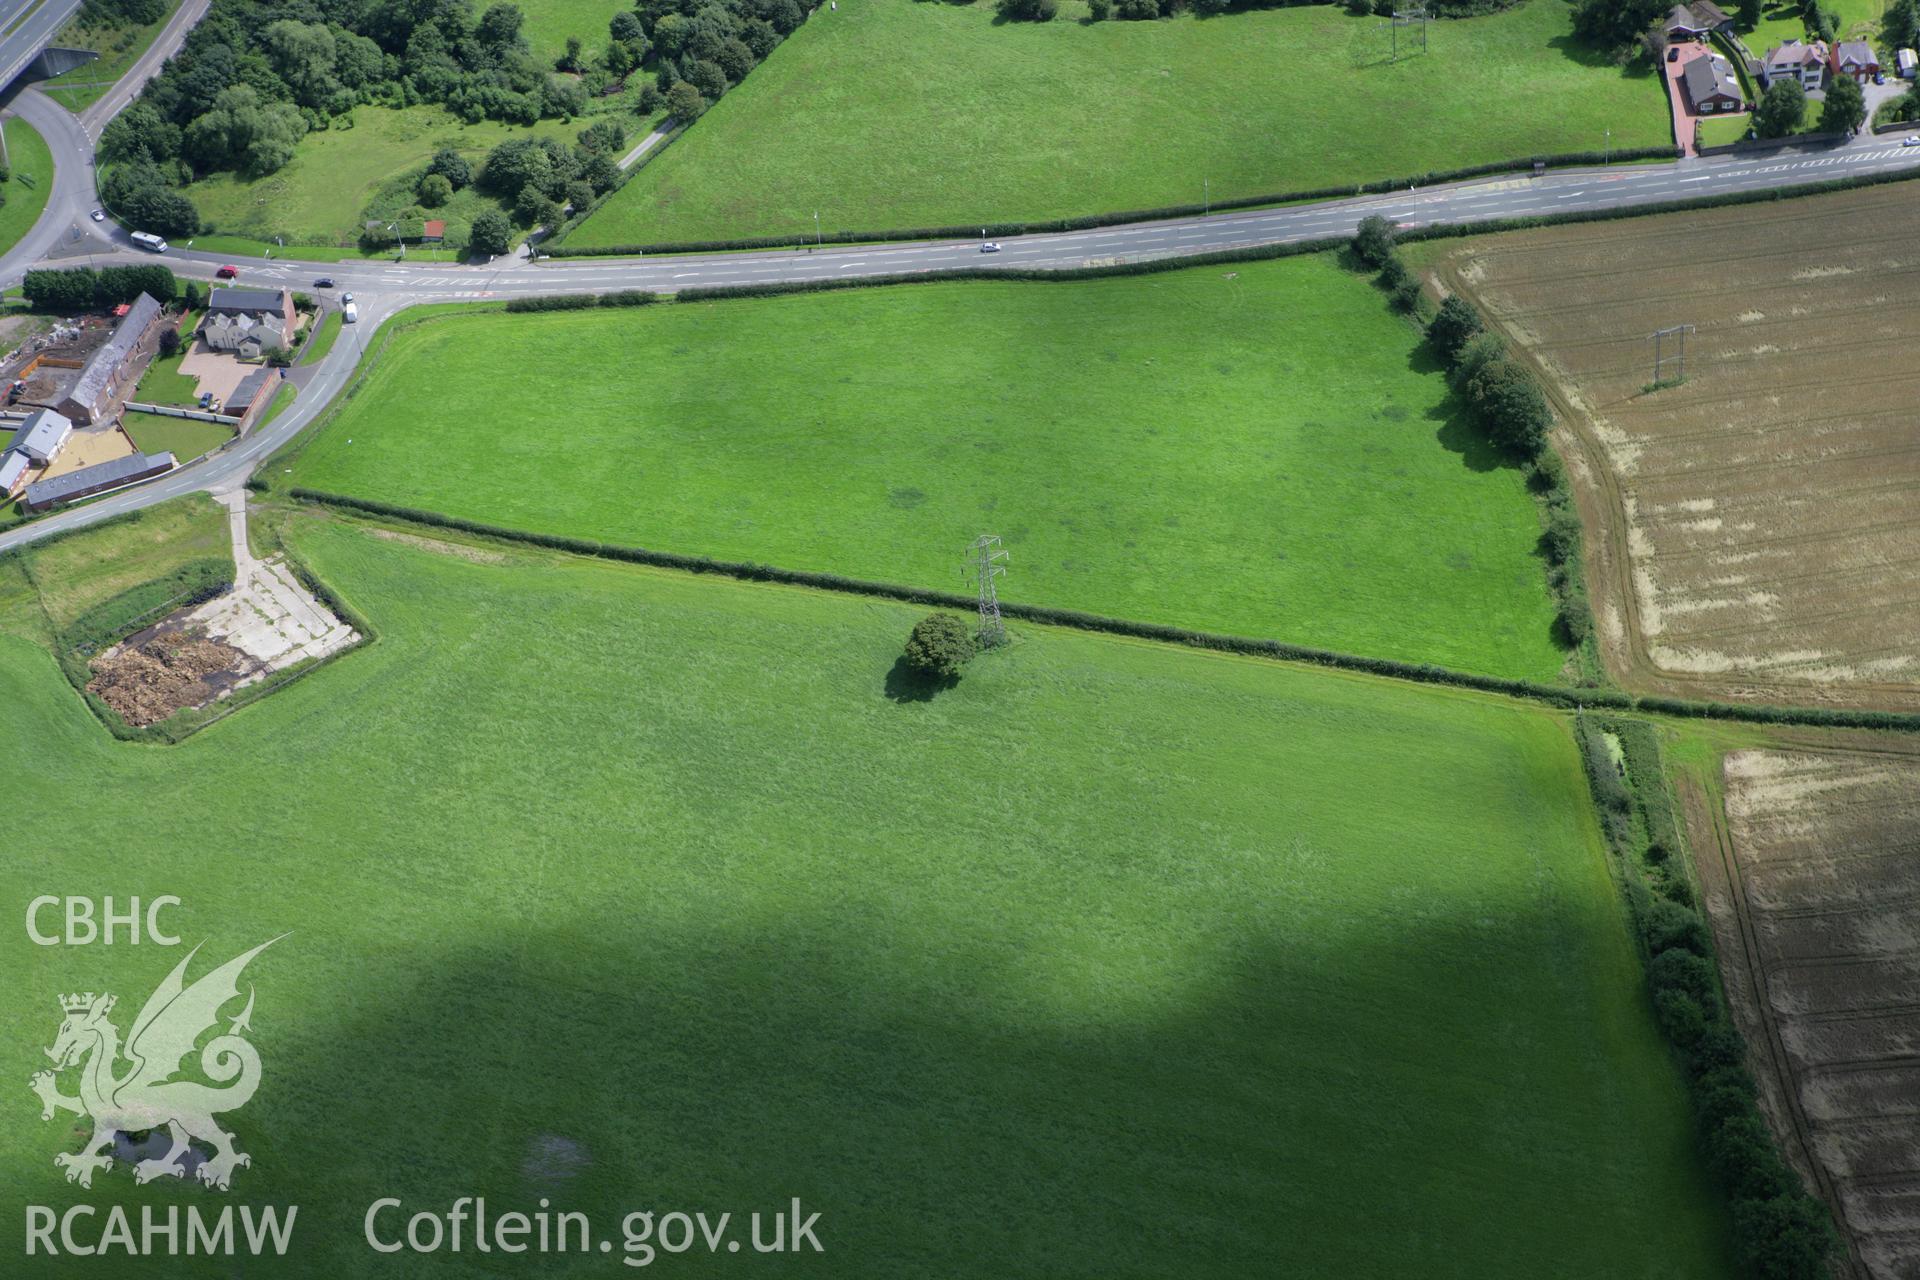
[0,18,1916,552]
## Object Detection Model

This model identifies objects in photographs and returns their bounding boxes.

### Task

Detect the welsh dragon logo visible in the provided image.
[29,938,281,1191]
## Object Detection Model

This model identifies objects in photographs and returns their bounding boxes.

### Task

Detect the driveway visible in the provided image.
[1664,41,1714,157]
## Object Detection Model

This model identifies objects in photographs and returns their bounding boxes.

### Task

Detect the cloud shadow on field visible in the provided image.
[160,898,1739,1280]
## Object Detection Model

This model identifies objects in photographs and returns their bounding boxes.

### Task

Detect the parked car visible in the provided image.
[313,277,335,288]
[980,242,1001,254]
[198,392,213,409]
[216,264,239,278]
[1874,71,1886,84]
[1667,46,1680,62]
[89,208,104,222]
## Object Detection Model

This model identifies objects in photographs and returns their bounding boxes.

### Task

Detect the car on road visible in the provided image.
[1905,135,1920,147]
[90,209,104,222]
[980,242,1001,253]
[216,264,239,278]
[341,291,354,304]
[342,302,359,324]
[313,277,335,288]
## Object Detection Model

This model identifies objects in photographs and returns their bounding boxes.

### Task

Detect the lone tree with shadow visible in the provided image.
[904,613,977,682]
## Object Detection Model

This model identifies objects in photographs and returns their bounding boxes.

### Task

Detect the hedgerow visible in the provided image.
[286,487,1920,735]
[546,147,1680,256]
[505,290,661,311]
[1573,716,1839,1280]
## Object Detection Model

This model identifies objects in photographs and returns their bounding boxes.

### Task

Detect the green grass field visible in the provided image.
[0,119,54,258]
[292,257,1566,678]
[0,507,1731,1276]
[520,0,627,65]
[37,0,182,112]
[572,0,1666,247]
[181,106,579,248]
[121,411,235,461]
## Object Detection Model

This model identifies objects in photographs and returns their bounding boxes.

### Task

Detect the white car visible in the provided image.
[1904,135,1920,147]
[90,209,104,222]
[980,242,1001,253]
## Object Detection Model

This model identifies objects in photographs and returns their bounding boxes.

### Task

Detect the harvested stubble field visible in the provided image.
[1692,743,1920,1280]
[1429,185,1920,709]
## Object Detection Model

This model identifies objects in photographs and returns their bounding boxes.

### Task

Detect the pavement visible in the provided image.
[0,9,1918,556]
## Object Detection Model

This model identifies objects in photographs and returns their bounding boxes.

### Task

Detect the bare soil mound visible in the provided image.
[88,630,252,726]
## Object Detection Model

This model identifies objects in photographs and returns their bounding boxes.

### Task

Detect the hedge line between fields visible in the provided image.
[1575,716,1839,1280]
[544,147,1681,256]
[287,488,1920,734]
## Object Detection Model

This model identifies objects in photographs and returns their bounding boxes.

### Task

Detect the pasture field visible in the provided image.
[571,0,1666,247]
[181,106,580,249]
[1428,183,1920,708]
[0,119,54,259]
[0,506,1730,1276]
[290,256,1567,679]
[1687,739,1920,1278]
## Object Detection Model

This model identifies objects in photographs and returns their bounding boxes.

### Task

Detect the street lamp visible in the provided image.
[813,210,822,247]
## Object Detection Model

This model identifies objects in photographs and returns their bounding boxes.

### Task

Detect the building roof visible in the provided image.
[0,451,27,492]
[69,293,162,414]
[1766,38,1827,66]
[208,287,289,315]
[1667,3,1707,29]
[229,368,272,411]
[1691,0,1731,24]
[1833,39,1877,65]
[8,408,72,461]
[1684,55,1743,103]
[22,451,174,507]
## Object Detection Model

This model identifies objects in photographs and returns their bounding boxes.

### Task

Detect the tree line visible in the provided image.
[97,0,807,240]
[22,265,179,312]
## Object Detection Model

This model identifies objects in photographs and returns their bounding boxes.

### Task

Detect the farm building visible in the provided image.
[0,450,27,497]
[1665,0,1732,39]
[1683,54,1745,112]
[1762,39,1828,90]
[1831,40,1880,83]
[22,451,175,512]
[6,408,73,464]
[56,293,165,426]
[421,219,447,243]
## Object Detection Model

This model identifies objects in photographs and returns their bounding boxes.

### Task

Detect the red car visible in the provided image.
[216,264,239,278]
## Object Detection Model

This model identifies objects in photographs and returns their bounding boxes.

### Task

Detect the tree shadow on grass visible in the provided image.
[1549,33,1655,79]
[883,656,953,703]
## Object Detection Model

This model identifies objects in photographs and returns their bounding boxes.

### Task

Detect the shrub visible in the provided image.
[665,81,706,120]
[417,172,453,208]
[1648,947,1719,1007]
[158,326,182,358]
[904,613,976,680]
[1425,294,1483,362]
[1351,214,1396,268]
[1653,987,1709,1050]
[1731,1193,1838,1280]
[1643,896,1709,957]
[470,209,512,258]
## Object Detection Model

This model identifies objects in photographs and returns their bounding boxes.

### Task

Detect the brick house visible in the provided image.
[1831,40,1880,84]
